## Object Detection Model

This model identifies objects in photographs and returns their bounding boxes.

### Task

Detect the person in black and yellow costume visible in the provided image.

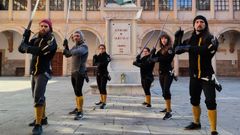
[18,19,57,135]
[174,15,219,135]
[93,44,111,109]
[150,34,175,120]
[133,47,155,108]
[63,30,89,120]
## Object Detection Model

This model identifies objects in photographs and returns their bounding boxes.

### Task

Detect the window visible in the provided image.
[159,0,173,11]
[215,0,229,11]
[0,0,8,10]
[50,0,64,11]
[87,0,100,11]
[141,0,155,11]
[71,0,82,11]
[178,0,192,11]
[233,0,240,11]
[13,0,27,10]
[196,0,210,10]
[31,0,45,11]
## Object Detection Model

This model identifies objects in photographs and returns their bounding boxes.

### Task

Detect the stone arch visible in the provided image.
[215,27,240,38]
[0,27,25,76]
[68,27,103,44]
[139,27,174,50]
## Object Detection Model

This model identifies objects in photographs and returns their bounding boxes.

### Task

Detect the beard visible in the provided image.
[39,30,47,37]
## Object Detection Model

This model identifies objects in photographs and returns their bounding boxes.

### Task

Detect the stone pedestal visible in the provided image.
[90,4,144,96]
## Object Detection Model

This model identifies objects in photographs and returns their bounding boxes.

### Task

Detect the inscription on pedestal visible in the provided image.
[111,22,131,55]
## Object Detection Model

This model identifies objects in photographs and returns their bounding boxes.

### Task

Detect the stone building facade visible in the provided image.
[0,0,239,76]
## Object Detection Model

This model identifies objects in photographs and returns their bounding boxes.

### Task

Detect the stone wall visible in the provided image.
[216,49,240,77]
[1,59,25,76]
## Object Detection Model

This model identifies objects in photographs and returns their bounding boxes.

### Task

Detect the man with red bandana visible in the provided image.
[18,19,57,135]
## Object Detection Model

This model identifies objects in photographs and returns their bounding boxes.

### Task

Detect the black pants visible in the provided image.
[31,73,49,107]
[189,77,217,110]
[96,74,108,95]
[159,73,173,100]
[141,77,153,96]
[71,71,85,97]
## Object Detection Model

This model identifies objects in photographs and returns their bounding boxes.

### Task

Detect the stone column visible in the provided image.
[8,0,13,21]
[46,0,50,19]
[132,20,137,56]
[210,0,215,19]
[229,0,234,19]
[100,0,105,20]
[24,0,31,77]
[62,57,68,76]
[155,0,159,19]
[192,0,196,17]
[105,18,111,54]
[173,0,177,19]
[100,0,105,8]
[137,0,141,7]
[82,0,87,20]
[24,54,30,76]
[64,0,68,20]
[27,0,31,19]
[174,55,179,76]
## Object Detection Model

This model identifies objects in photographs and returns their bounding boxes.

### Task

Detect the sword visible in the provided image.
[138,30,156,55]
[27,0,40,30]
[64,0,71,39]
[153,14,169,49]
[21,0,40,44]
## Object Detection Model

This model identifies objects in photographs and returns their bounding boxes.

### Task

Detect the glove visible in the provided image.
[18,43,29,53]
[175,45,191,54]
[133,61,138,66]
[27,46,40,54]
[63,39,69,50]
[136,54,141,61]
[209,36,219,51]
[174,28,184,39]
[150,48,156,55]
[22,29,31,43]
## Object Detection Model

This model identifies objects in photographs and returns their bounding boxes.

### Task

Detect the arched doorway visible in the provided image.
[64,30,101,76]
[140,30,172,76]
[216,30,240,76]
[51,32,63,76]
[0,30,24,76]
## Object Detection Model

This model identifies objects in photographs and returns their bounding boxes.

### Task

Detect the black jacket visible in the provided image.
[19,32,57,75]
[133,55,155,80]
[93,52,111,75]
[182,32,217,78]
[154,47,175,74]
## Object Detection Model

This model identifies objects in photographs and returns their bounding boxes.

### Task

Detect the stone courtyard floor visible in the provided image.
[0,77,239,135]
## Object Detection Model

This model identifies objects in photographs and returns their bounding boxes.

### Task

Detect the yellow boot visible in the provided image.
[146,95,151,108]
[32,106,43,134]
[208,110,218,134]
[184,105,201,130]
[165,99,171,112]
[100,95,107,109]
[34,106,44,125]
[76,96,83,112]
[42,102,46,119]
[192,105,201,124]
[74,96,83,120]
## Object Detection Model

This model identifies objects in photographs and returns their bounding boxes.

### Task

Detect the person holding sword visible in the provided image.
[150,34,175,120]
[18,19,57,135]
[174,15,219,135]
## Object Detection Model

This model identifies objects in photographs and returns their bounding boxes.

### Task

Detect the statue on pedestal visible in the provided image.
[106,0,136,7]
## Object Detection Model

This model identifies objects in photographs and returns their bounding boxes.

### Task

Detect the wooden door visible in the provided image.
[51,52,63,76]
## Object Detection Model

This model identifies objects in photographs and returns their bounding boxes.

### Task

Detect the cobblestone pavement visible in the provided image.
[0,77,239,135]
